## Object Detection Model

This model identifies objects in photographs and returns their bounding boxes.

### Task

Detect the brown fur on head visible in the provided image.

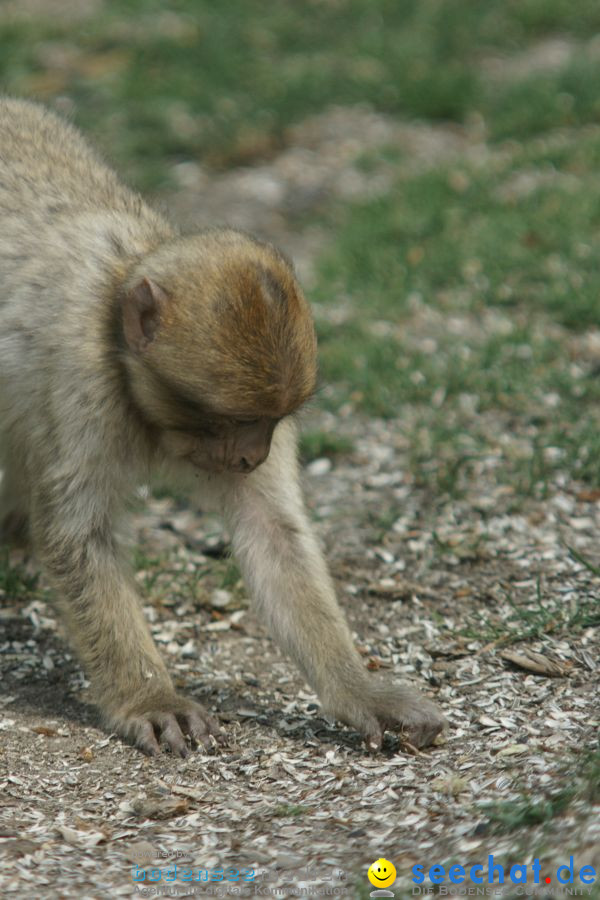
[120,229,318,472]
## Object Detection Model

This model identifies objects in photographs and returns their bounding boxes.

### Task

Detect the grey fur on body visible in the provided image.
[0,98,445,755]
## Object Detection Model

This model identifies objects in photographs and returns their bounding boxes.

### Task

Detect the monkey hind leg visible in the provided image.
[0,463,31,548]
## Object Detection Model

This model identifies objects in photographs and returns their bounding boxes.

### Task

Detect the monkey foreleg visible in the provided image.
[220,422,446,750]
[30,487,220,755]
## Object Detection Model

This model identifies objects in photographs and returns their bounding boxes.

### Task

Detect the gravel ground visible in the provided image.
[1,107,599,899]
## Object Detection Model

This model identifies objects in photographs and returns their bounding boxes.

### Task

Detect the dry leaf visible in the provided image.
[431,775,468,796]
[163,782,210,803]
[0,839,40,858]
[57,825,107,848]
[496,744,529,757]
[131,796,189,820]
[500,648,569,677]
[576,489,600,502]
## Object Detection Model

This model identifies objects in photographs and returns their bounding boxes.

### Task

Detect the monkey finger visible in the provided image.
[131,719,161,757]
[182,708,223,751]
[153,713,190,757]
[400,716,445,750]
[380,701,446,749]
[361,719,383,753]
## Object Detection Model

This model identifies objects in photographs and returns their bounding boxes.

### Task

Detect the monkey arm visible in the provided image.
[216,420,446,750]
[29,481,220,756]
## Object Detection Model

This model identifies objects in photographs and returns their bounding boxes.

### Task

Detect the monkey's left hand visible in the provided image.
[324,678,446,751]
[106,691,223,758]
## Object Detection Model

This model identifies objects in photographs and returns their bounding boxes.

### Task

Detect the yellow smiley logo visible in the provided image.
[368,858,397,888]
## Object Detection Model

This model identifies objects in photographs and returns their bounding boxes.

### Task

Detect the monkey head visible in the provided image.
[119,229,317,474]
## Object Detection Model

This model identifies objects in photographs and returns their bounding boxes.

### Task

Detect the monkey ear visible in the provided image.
[122,277,170,353]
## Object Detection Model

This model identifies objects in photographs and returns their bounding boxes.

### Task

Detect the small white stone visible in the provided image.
[307,458,332,476]
[211,589,232,608]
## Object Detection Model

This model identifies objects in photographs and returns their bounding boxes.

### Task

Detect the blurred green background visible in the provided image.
[3,0,600,493]
[5,1,600,183]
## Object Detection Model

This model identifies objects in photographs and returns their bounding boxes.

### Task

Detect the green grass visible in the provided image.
[310,126,600,494]
[299,429,354,462]
[317,140,600,328]
[133,547,244,609]
[272,804,309,818]
[0,549,39,598]
[485,789,573,832]
[484,749,600,833]
[4,1,600,187]
[488,59,600,140]
[459,571,600,647]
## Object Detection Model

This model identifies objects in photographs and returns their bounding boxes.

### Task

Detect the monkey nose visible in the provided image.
[232,449,270,474]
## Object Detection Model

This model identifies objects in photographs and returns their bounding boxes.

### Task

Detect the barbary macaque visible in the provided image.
[0,98,445,755]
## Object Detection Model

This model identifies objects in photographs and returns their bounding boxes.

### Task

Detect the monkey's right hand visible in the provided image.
[106,691,223,757]
[323,678,446,752]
